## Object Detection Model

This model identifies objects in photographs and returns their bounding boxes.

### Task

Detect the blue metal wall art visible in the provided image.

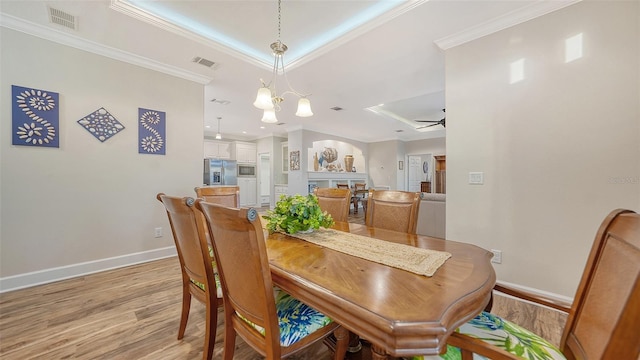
[12,85,59,147]
[138,108,165,155]
[77,107,125,142]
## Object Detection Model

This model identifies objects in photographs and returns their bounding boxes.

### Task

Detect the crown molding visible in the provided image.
[434,0,582,50]
[109,0,270,70]
[0,13,213,85]
[111,0,427,72]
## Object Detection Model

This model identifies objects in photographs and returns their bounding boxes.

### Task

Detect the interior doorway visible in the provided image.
[407,154,432,193]
[258,153,270,206]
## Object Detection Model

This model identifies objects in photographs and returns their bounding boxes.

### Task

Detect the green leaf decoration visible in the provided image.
[264,194,334,234]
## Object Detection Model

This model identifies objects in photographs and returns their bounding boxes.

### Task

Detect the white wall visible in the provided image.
[0,29,204,290]
[368,140,403,190]
[445,1,639,297]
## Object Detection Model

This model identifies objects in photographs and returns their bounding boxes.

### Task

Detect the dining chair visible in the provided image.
[408,208,640,360]
[364,189,422,234]
[156,193,223,360]
[313,187,351,223]
[194,185,240,207]
[195,201,349,360]
[353,183,367,214]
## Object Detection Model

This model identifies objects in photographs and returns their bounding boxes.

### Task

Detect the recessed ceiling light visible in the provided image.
[205,125,211,128]
[242,131,247,134]
[260,126,265,129]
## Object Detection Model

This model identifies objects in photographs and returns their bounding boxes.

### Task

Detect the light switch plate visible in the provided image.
[469,172,484,184]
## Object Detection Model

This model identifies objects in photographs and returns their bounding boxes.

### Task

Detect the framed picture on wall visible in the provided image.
[290,150,300,171]
[399,161,404,170]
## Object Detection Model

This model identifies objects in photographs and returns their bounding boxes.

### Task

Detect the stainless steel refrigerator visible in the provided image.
[203,159,238,186]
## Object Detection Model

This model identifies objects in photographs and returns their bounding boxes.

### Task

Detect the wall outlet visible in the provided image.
[154,227,163,238]
[491,249,502,264]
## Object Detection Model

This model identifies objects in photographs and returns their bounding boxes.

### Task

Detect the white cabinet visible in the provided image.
[204,140,231,159]
[274,185,288,199]
[238,177,257,206]
[231,141,256,163]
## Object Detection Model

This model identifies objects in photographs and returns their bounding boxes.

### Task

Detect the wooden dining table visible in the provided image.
[266,222,496,359]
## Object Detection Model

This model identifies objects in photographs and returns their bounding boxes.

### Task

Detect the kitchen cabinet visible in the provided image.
[231,141,256,163]
[274,185,288,199]
[238,177,257,206]
[204,140,231,159]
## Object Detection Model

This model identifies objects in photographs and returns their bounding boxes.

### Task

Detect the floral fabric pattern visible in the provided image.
[407,311,565,360]
[240,288,333,347]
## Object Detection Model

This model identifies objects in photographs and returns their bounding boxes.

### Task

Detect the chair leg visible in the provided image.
[222,321,236,360]
[202,302,217,360]
[333,327,349,360]
[178,285,192,339]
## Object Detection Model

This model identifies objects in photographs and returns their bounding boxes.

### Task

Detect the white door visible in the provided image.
[408,155,422,192]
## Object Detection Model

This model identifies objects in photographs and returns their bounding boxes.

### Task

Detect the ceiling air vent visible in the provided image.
[48,6,77,30]
[210,99,231,105]
[192,57,216,68]
[330,106,344,111]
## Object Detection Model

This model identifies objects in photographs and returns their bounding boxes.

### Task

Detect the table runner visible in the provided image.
[287,228,451,276]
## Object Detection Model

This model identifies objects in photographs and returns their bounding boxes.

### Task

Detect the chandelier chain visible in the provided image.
[277,0,281,41]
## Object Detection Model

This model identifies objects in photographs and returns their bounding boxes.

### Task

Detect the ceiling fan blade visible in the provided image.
[414,119,439,123]
[416,123,441,129]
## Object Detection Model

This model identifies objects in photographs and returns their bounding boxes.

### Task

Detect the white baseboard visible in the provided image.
[0,247,177,293]
[496,280,574,311]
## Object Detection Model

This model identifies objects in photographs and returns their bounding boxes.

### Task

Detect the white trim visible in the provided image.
[0,13,213,85]
[434,0,582,50]
[110,0,426,71]
[496,280,574,312]
[0,247,177,293]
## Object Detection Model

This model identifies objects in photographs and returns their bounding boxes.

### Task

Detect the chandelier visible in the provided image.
[253,0,313,123]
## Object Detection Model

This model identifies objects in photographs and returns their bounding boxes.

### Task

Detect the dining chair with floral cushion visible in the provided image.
[313,187,351,223]
[196,200,349,360]
[364,189,422,234]
[156,193,223,360]
[406,209,640,360]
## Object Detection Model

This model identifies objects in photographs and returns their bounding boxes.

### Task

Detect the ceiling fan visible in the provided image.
[414,109,445,129]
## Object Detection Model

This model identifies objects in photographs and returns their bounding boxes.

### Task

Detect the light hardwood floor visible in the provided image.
[0,207,567,359]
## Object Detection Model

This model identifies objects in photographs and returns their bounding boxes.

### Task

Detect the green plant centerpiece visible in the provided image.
[264,194,334,234]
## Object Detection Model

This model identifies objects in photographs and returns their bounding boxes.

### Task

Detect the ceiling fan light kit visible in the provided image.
[254,0,313,123]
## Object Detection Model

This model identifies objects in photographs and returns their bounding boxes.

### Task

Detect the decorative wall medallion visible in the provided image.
[77,107,125,142]
[138,108,165,155]
[12,85,59,147]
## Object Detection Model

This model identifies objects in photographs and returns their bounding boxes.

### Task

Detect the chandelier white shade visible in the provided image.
[295,97,313,117]
[253,87,274,110]
[261,109,278,123]
[254,0,313,123]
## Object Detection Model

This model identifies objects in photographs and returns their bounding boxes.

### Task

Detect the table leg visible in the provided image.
[371,343,388,360]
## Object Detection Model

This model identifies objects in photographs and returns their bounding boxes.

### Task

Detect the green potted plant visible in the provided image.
[264,194,334,234]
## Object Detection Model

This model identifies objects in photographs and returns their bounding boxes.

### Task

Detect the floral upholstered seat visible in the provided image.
[240,288,334,347]
[407,311,564,360]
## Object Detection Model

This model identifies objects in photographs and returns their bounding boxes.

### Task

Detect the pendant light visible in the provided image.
[253,0,313,122]
[215,116,222,140]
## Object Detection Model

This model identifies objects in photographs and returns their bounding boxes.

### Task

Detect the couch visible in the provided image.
[416,193,446,239]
